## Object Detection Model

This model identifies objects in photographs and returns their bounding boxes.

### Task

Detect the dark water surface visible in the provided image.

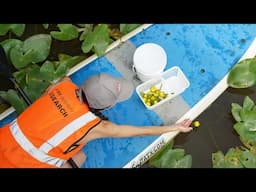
[144,87,256,168]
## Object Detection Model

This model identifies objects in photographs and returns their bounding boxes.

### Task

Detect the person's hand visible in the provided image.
[174,119,193,133]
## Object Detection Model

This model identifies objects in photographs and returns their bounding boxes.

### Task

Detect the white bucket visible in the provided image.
[133,43,167,82]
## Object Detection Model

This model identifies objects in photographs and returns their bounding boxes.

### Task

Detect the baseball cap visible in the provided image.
[79,73,134,109]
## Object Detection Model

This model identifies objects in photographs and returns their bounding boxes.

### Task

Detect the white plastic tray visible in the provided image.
[136,66,190,110]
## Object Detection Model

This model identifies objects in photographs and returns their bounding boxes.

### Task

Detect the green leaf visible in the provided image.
[81,36,93,53]
[40,61,55,81]
[212,151,226,168]
[13,69,28,88]
[243,96,255,110]
[245,121,256,131]
[240,135,256,153]
[10,46,35,69]
[249,57,256,73]
[50,24,79,41]
[25,66,50,101]
[58,54,85,68]
[149,140,192,168]
[81,24,111,56]
[227,58,256,88]
[160,148,185,168]
[79,24,93,41]
[13,65,39,88]
[120,24,140,34]
[174,154,192,168]
[93,39,109,56]
[149,140,173,167]
[24,82,49,102]
[163,149,192,168]
[224,148,243,168]
[58,53,72,61]
[234,122,245,135]
[54,61,68,79]
[240,108,256,122]
[0,24,25,37]
[0,89,27,114]
[54,55,83,79]
[0,24,11,35]
[0,39,23,55]
[10,24,25,37]
[42,24,49,29]
[231,103,242,122]
[62,55,85,69]
[239,150,256,168]
[23,34,52,63]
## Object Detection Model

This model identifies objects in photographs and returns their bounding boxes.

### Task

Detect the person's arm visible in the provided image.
[85,119,193,141]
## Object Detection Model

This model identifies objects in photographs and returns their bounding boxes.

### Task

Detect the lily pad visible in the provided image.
[224,148,243,168]
[10,46,35,69]
[79,24,93,41]
[240,108,256,122]
[231,103,242,122]
[24,66,50,101]
[243,96,255,111]
[239,150,256,168]
[212,151,226,168]
[0,89,27,114]
[81,24,111,56]
[0,39,23,55]
[40,60,55,81]
[42,24,49,29]
[120,24,140,34]
[162,149,192,168]
[0,24,25,37]
[149,140,174,167]
[23,34,52,63]
[50,24,78,41]
[149,140,192,168]
[227,58,256,88]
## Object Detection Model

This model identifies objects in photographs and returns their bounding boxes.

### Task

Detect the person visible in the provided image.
[0,73,193,168]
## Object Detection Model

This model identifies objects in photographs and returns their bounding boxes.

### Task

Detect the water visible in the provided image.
[143,86,255,168]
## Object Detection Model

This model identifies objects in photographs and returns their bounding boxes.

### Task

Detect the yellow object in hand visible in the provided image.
[193,120,200,128]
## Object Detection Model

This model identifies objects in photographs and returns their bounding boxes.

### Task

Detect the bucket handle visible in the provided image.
[132,65,136,73]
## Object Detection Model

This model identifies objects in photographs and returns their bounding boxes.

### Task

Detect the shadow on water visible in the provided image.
[143,86,256,168]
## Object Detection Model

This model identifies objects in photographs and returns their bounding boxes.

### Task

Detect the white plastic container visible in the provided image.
[136,66,190,110]
[133,43,167,82]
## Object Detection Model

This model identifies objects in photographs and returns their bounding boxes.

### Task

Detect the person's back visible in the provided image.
[0,79,101,168]
[0,73,193,168]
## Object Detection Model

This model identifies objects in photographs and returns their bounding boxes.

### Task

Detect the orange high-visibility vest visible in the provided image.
[0,80,101,168]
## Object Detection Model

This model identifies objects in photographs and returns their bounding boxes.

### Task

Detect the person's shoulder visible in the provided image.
[62,76,72,82]
[55,76,72,84]
[45,77,73,94]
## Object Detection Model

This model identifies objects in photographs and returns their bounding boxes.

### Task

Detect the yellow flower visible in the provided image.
[193,120,200,128]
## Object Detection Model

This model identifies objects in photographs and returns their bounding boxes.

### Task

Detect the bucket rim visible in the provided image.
[133,43,167,75]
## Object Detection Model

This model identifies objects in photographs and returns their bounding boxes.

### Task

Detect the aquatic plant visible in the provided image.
[0,24,141,114]
[212,96,256,168]
[227,57,256,88]
[148,140,192,168]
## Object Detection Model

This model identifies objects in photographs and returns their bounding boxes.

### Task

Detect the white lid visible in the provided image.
[133,43,167,75]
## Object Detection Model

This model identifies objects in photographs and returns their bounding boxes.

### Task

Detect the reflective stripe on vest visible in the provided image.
[10,119,65,167]
[39,112,97,153]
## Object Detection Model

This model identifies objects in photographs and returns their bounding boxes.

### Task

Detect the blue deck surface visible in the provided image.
[130,24,256,107]
[70,57,162,168]
[1,24,256,167]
